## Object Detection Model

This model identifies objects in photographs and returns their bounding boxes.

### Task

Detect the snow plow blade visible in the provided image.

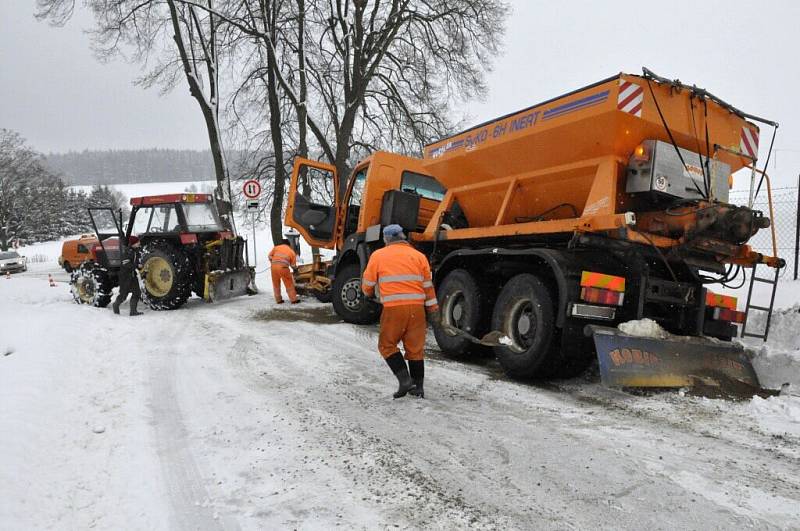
[204,267,257,302]
[586,325,761,392]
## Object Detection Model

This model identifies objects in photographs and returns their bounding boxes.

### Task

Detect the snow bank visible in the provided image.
[617,318,669,339]
[746,305,800,390]
[746,395,800,437]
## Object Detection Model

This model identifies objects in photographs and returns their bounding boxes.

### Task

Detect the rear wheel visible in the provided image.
[432,269,490,358]
[311,288,332,303]
[139,241,192,310]
[491,273,558,379]
[70,262,114,308]
[331,262,381,324]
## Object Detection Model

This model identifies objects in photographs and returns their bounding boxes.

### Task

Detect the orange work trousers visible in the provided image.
[271,265,297,303]
[378,304,427,361]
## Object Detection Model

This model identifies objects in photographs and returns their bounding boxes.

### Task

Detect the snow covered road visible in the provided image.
[2,269,800,530]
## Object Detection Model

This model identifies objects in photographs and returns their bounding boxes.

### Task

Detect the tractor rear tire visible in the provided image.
[432,269,490,358]
[331,263,381,324]
[491,273,558,379]
[139,240,192,310]
[70,262,114,308]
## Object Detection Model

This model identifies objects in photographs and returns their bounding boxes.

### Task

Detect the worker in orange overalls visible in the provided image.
[362,224,439,398]
[268,238,299,304]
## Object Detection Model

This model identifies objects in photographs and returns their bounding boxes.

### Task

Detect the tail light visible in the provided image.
[580,271,626,306]
[706,291,745,323]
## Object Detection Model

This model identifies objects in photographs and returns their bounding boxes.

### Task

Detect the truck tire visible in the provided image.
[331,262,381,324]
[312,288,332,303]
[432,269,489,358]
[139,240,192,310]
[491,273,557,379]
[70,262,114,308]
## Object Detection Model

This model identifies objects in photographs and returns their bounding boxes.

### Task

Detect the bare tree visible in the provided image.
[186,0,506,188]
[36,0,237,230]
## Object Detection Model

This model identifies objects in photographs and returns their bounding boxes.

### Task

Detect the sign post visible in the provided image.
[242,180,262,267]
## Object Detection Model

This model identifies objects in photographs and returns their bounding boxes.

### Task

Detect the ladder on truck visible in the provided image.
[741,264,780,341]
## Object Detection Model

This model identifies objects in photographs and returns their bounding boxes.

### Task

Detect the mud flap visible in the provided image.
[204,267,258,302]
[587,325,761,390]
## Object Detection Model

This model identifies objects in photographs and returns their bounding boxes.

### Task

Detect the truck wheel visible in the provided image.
[312,289,332,303]
[63,262,73,273]
[70,263,114,308]
[139,241,192,310]
[491,273,557,379]
[331,263,381,324]
[432,269,489,358]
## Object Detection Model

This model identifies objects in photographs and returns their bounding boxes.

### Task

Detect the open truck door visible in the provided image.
[285,158,339,249]
[88,207,126,269]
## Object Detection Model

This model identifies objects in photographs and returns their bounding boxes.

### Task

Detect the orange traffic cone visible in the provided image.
[5,271,9,280]
[48,274,56,287]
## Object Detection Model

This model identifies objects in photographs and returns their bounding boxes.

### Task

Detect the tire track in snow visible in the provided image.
[149,325,231,531]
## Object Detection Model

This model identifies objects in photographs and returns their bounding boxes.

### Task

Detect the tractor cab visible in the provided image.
[127,194,230,241]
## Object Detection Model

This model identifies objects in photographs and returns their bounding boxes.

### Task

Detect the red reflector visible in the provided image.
[581,287,624,306]
[180,233,198,245]
[713,307,746,324]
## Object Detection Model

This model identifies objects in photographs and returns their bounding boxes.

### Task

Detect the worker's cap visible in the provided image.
[383,224,404,237]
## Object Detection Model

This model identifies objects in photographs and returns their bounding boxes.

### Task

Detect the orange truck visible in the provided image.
[285,68,783,390]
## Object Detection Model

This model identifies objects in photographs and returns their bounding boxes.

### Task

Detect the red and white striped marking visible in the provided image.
[618,80,644,117]
[740,126,759,160]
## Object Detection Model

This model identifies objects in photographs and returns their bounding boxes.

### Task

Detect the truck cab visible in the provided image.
[286,153,446,323]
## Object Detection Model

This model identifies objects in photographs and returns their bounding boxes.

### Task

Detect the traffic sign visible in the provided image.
[246,199,260,212]
[243,179,262,199]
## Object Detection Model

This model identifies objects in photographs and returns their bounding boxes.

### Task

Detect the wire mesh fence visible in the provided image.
[728,184,799,279]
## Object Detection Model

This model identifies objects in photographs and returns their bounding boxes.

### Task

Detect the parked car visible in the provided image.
[0,251,27,274]
[59,235,98,272]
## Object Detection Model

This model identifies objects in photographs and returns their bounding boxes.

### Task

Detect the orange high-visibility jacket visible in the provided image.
[362,241,438,311]
[268,244,297,268]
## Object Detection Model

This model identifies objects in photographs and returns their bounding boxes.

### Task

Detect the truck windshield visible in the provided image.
[400,171,445,201]
[0,252,19,260]
[182,203,222,232]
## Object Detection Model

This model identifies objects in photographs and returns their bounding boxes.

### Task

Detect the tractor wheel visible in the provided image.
[70,262,114,308]
[139,240,192,310]
[432,269,490,358]
[331,263,381,324]
[491,273,558,379]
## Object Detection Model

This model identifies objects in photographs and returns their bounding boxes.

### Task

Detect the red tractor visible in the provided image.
[70,193,256,309]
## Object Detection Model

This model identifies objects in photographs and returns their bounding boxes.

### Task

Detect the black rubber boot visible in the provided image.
[112,301,121,315]
[385,352,416,399]
[408,360,424,398]
[130,299,142,316]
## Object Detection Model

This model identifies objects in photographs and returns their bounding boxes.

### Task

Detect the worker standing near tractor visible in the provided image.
[112,240,142,316]
[268,239,299,304]
[362,225,439,398]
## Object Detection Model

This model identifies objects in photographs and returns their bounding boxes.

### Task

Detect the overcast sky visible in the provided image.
[2,0,799,186]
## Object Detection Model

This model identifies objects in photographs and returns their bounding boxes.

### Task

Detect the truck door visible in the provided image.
[286,158,339,249]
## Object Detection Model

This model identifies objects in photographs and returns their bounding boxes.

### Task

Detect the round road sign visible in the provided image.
[243,179,262,199]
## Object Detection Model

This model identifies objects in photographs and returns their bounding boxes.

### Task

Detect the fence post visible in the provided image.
[795,172,800,280]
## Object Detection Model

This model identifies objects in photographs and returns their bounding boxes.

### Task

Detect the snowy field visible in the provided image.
[2,182,800,529]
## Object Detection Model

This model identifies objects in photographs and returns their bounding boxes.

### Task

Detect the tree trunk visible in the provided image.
[265,5,286,246]
[165,0,233,232]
